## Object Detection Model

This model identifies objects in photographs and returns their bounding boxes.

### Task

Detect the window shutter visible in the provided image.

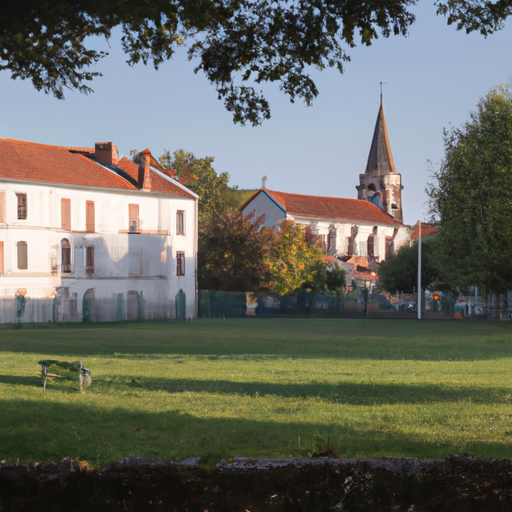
[367,235,374,257]
[86,246,95,275]
[17,241,27,269]
[61,199,71,231]
[61,239,71,273]
[86,201,95,232]
[0,242,4,274]
[0,191,5,223]
[129,204,139,232]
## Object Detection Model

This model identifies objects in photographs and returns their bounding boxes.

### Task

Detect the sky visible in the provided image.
[1,3,511,226]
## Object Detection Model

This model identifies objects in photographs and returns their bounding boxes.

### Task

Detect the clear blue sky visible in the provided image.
[1,2,511,225]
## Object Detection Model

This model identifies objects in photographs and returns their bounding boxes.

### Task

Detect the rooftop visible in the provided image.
[0,138,195,198]
[250,189,402,226]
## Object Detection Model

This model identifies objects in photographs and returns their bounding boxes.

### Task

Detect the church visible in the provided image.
[241,96,409,285]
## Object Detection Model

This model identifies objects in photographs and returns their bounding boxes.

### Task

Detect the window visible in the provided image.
[16,193,27,220]
[367,235,374,258]
[0,241,4,274]
[61,239,71,273]
[86,246,94,275]
[17,241,27,269]
[328,227,336,253]
[0,191,5,223]
[385,236,394,258]
[61,199,71,231]
[129,204,139,233]
[176,251,185,276]
[346,236,353,256]
[347,226,358,256]
[318,234,327,252]
[86,201,95,232]
[176,211,185,235]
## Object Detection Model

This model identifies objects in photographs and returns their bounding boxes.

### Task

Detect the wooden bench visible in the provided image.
[38,360,92,392]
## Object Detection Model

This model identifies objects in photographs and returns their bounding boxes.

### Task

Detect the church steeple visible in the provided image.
[364,96,397,176]
[356,93,403,222]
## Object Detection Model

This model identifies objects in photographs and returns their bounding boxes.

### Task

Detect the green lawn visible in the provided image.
[1,318,512,467]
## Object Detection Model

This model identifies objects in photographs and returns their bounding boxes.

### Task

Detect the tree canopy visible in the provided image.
[377,236,446,294]
[159,149,238,223]
[262,220,345,295]
[198,209,273,291]
[428,82,512,294]
[2,0,510,125]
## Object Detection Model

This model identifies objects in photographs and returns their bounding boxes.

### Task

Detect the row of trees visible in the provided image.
[159,149,346,295]
[379,82,512,299]
[161,82,512,299]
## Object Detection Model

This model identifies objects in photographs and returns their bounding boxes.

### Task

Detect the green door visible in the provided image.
[175,289,186,320]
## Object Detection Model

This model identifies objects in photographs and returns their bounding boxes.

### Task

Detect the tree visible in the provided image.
[198,210,272,291]
[377,236,446,293]
[159,149,238,223]
[263,220,344,295]
[428,83,512,295]
[2,0,509,125]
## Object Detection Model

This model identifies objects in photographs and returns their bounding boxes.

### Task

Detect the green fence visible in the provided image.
[197,289,503,320]
[197,290,400,319]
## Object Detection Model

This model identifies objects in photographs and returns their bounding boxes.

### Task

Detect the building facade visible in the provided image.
[241,97,409,285]
[0,138,197,322]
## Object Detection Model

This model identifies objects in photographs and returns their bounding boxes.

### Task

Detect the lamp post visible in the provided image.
[417,221,422,320]
[356,277,371,317]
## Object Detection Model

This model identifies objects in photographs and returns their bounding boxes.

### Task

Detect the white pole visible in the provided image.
[417,221,422,320]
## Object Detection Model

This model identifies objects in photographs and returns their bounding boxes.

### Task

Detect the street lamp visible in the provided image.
[356,277,371,317]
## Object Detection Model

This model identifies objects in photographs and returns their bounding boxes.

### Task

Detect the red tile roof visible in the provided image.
[0,138,134,189]
[0,138,195,198]
[116,157,194,197]
[410,223,438,240]
[258,189,402,226]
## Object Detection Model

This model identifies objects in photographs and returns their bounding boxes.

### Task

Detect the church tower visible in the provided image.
[356,94,403,222]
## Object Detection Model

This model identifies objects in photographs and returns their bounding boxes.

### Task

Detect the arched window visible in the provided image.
[61,239,71,273]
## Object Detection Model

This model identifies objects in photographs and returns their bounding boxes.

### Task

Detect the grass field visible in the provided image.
[1,318,512,467]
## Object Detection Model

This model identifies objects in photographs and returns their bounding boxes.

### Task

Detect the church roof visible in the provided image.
[245,189,402,226]
[364,97,397,176]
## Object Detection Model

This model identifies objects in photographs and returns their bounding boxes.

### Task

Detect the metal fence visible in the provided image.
[0,295,174,324]
[3,291,509,324]
[198,290,403,319]
[198,289,512,320]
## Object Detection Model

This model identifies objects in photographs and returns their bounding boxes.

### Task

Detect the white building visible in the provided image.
[0,138,197,322]
[241,97,409,286]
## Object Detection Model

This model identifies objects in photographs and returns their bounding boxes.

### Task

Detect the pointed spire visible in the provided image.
[364,96,397,176]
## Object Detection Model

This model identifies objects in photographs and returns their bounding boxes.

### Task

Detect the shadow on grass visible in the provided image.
[1,398,510,467]
[0,375,42,387]
[100,376,512,405]
[1,319,512,361]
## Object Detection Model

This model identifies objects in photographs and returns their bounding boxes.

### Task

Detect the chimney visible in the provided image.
[262,175,267,189]
[94,142,118,166]
[137,149,153,191]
